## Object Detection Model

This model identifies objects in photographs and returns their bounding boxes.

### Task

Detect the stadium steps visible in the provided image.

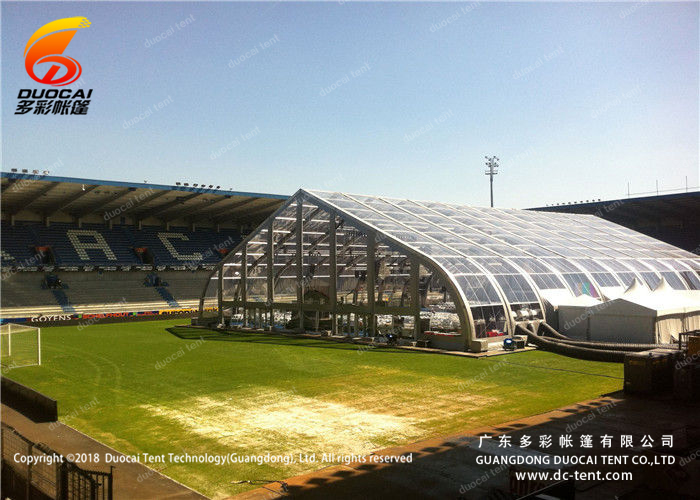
[61,276,171,309]
[1,305,68,317]
[51,289,76,313]
[155,287,179,307]
[0,274,61,309]
[158,271,209,302]
[1,271,208,319]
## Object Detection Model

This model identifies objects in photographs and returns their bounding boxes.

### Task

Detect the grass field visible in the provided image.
[4,319,623,498]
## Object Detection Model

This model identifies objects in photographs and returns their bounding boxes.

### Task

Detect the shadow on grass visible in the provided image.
[164,327,624,379]
[165,326,426,355]
[254,394,697,499]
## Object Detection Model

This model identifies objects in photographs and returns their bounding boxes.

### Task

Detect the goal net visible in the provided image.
[0,323,41,368]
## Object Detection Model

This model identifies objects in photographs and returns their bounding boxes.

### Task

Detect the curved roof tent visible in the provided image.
[197,189,700,350]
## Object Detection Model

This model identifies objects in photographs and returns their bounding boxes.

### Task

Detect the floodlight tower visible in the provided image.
[484,156,499,207]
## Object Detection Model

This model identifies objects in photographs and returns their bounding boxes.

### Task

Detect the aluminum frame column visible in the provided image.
[241,245,248,326]
[329,210,338,335]
[217,268,223,324]
[266,219,274,330]
[367,231,376,336]
[296,201,304,331]
[411,256,421,339]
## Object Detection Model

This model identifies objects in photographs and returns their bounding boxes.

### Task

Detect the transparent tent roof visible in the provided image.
[304,189,700,300]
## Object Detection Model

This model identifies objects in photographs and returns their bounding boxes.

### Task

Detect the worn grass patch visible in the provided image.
[142,389,422,456]
[5,320,623,497]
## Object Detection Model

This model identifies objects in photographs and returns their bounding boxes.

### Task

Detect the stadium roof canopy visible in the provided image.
[1,172,287,227]
[532,190,700,222]
[531,190,700,252]
[199,189,700,349]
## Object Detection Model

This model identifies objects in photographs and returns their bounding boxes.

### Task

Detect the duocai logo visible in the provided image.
[24,17,91,86]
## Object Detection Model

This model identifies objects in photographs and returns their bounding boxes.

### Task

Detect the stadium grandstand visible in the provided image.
[531,190,700,254]
[197,189,700,351]
[0,171,286,324]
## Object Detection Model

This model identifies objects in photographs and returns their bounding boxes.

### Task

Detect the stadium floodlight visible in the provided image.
[484,156,499,207]
[1,323,41,368]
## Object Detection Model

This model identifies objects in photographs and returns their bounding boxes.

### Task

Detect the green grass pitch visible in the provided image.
[4,319,623,498]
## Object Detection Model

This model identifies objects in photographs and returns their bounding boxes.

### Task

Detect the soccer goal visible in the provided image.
[0,323,41,368]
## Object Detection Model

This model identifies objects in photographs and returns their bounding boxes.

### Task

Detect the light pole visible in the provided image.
[484,156,499,207]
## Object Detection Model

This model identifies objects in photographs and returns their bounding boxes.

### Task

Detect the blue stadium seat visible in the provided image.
[131,226,240,266]
[31,223,140,266]
[1,223,39,266]
[1,222,240,269]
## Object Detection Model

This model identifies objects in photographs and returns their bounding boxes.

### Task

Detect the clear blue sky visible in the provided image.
[2,1,698,208]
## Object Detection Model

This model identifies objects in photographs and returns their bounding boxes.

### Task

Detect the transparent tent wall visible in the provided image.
[245,237,268,303]
[335,216,369,334]
[414,264,466,349]
[272,203,299,305]
[198,193,483,350]
[297,209,332,332]
[198,268,220,321]
[374,239,412,309]
[217,251,242,326]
